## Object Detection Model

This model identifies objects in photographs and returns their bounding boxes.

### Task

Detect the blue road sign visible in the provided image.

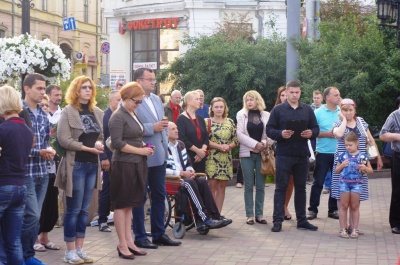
[101,42,110,54]
[63,17,77,31]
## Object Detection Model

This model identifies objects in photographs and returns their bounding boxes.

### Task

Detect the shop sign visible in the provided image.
[110,70,126,90]
[119,17,180,34]
[87,55,98,66]
[133,62,157,70]
[75,62,87,69]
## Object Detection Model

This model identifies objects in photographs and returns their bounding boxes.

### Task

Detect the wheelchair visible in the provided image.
[164,174,210,239]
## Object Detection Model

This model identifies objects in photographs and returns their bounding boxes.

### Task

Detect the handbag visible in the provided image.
[260,147,276,176]
[308,139,315,163]
[105,136,115,152]
[357,117,378,159]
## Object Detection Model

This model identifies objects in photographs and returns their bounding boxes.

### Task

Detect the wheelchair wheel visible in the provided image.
[164,195,171,229]
[172,222,186,239]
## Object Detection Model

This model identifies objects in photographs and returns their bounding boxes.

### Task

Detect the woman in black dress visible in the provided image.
[176,91,209,172]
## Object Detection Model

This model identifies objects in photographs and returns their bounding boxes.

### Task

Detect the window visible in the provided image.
[42,0,47,11]
[63,0,67,17]
[84,0,89,23]
[0,30,5,38]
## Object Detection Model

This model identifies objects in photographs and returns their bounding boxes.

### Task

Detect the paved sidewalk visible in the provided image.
[36,177,400,265]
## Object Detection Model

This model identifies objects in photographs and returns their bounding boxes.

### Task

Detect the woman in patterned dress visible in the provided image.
[205,97,238,213]
[332,98,383,234]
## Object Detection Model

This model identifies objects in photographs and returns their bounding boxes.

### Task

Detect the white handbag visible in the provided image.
[357,117,378,159]
[308,140,315,163]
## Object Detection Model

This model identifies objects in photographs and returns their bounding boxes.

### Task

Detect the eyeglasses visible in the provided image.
[81,85,93,90]
[39,103,50,108]
[139,78,157,83]
[131,98,143,104]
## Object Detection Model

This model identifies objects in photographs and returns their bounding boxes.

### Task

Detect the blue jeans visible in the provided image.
[21,175,49,260]
[64,162,97,242]
[0,185,26,265]
[241,153,265,218]
[98,168,111,225]
[308,153,337,214]
[132,163,166,241]
[273,156,309,225]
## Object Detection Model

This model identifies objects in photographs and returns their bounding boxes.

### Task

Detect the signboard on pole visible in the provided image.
[63,17,77,31]
[110,70,126,90]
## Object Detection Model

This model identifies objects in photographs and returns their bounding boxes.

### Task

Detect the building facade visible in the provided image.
[103,0,287,92]
[0,0,102,81]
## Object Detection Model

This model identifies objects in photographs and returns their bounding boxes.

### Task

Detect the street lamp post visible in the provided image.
[18,0,35,34]
[376,0,400,46]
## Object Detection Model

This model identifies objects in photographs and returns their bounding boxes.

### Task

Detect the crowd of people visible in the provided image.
[1,69,400,264]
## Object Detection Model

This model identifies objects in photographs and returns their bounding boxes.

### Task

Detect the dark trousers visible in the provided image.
[273,156,309,225]
[236,162,243,184]
[98,169,111,225]
[390,152,400,228]
[39,174,59,233]
[182,177,220,221]
[132,163,166,241]
[308,153,337,214]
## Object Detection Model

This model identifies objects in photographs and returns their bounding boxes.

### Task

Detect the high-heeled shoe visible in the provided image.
[128,247,147,256]
[117,247,135,260]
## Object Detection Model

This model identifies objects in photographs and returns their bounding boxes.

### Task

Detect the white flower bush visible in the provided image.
[0,34,71,87]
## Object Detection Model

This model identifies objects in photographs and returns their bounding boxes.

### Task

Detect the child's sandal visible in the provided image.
[339,228,349,239]
[350,230,359,239]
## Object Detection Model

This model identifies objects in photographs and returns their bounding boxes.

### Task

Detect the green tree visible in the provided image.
[297,12,400,131]
[159,34,286,118]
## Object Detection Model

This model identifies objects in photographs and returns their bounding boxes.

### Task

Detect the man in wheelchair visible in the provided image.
[167,122,232,229]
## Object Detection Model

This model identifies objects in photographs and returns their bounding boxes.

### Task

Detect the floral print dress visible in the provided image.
[205,118,239,181]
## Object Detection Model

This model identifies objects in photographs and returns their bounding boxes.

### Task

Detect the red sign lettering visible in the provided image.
[121,17,180,33]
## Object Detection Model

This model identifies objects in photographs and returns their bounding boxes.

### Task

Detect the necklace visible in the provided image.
[186,111,201,141]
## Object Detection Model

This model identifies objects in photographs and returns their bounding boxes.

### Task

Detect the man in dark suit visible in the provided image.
[132,68,181,248]
[97,90,121,232]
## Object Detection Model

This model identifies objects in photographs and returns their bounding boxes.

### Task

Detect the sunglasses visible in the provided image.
[131,98,143,104]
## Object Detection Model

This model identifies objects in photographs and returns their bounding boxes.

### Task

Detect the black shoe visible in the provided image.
[328,211,339,219]
[215,216,232,227]
[134,239,158,249]
[392,227,400,234]
[152,234,181,246]
[271,223,282,232]
[117,247,135,260]
[203,218,224,229]
[307,211,317,220]
[297,221,318,231]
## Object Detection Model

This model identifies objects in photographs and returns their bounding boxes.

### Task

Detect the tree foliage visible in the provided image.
[159,34,286,118]
[297,11,400,132]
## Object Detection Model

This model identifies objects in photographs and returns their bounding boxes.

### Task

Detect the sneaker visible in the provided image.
[328,211,339,219]
[307,210,317,220]
[63,250,84,264]
[322,188,330,194]
[99,223,111,232]
[203,218,224,229]
[24,257,47,265]
[215,216,232,227]
[76,247,93,263]
[297,221,318,231]
[236,183,243,188]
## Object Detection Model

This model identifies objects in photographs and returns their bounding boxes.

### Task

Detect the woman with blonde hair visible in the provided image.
[205,97,238,213]
[177,90,209,172]
[109,82,150,259]
[55,76,104,264]
[236,90,272,225]
[0,85,33,265]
